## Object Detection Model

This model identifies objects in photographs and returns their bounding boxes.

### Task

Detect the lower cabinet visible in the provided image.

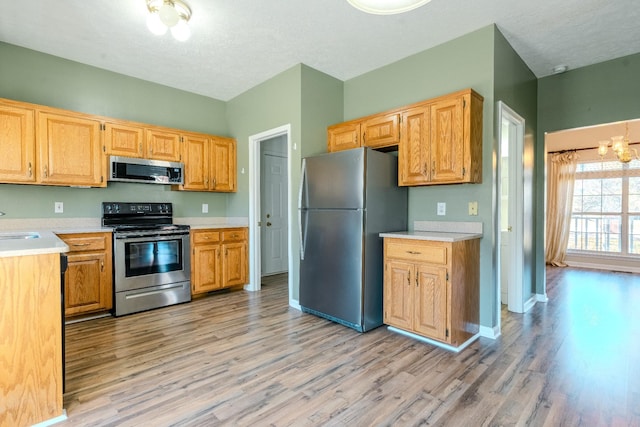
[191,227,248,295]
[383,237,479,348]
[58,232,113,318]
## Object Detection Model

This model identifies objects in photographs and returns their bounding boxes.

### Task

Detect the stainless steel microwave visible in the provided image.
[109,156,184,185]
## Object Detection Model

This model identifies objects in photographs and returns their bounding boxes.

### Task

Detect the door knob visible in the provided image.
[267,222,272,226]
[508,226,513,232]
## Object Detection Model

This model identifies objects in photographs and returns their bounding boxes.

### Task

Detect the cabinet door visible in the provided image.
[383,260,414,330]
[37,111,104,187]
[0,103,36,183]
[399,106,430,186]
[327,122,361,152]
[145,128,181,161]
[211,137,237,192]
[64,252,110,316]
[104,122,144,158]
[414,264,448,341]
[362,113,399,148]
[430,96,465,182]
[182,133,210,191]
[192,244,222,293]
[222,241,248,287]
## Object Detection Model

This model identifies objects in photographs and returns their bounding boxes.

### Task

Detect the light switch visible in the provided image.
[469,201,478,216]
[202,203,209,213]
[54,202,63,214]
[437,202,446,216]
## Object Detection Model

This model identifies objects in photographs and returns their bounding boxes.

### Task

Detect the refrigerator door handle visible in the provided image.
[299,159,307,260]
[299,209,306,260]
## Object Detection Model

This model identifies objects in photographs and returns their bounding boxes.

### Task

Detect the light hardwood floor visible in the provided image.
[60,268,640,426]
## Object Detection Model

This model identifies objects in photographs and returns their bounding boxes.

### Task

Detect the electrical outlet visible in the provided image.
[469,201,478,216]
[54,202,63,214]
[202,203,209,214]
[437,202,446,216]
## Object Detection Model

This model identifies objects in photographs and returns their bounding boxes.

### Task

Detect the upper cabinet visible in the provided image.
[0,102,36,183]
[327,112,400,152]
[0,97,237,191]
[104,121,145,158]
[178,134,237,192]
[37,111,105,187]
[328,88,483,186]
[145,127,181,162]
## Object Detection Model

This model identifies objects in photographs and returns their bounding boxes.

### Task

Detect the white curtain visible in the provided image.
[546,151,579,266]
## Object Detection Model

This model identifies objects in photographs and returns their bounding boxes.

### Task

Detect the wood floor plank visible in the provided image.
[58,269,640,426]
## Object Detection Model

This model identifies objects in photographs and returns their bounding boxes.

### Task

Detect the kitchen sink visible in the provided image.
[0,232,41,240]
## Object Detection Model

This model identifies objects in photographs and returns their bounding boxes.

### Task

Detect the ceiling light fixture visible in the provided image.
[598,123,638,163]
[347,0,432,15]
[146,0,192,41]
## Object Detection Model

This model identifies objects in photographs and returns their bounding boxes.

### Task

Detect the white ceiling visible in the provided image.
[1,0,639,102]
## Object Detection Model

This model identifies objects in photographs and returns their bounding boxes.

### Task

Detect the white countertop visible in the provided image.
[0,231,69,258]
[379,230,483,242]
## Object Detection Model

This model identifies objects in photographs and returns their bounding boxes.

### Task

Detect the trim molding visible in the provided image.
[387,326,480,352]
[536,293,549,303]
[479,325,501,339]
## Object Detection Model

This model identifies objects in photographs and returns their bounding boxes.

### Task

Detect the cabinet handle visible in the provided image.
[205,178,209,186]
[213,177,216,188]
[139,142,143,152]
[407,270,410,286]
[416,274,419,287]
[101,260,104,272]
[431,161,435,176]
[406,250,421,255]
[71,243,90,247]
[28,162,32,177]
[43,165,48,178]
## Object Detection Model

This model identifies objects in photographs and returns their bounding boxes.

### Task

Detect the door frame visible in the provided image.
[247,124,293,299]
[496,101,526,320]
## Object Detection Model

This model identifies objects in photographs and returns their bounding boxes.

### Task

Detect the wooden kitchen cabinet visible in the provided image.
[104,121,145,158]
[327,121,361,152]
[362,112,400,148]
[179,134,237,192]
[326,89,483,186]
[191,227,248,295]
[0,101,36,183]
[37,110,105,187]
[327,112,400,153]
[399,89,483,186]
[145,126,181,162]
[383,236,479,349]
[58,232,113,318]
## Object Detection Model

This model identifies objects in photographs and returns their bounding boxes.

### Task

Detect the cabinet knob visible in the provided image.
[28,162,32,177]
[43,165,48,178]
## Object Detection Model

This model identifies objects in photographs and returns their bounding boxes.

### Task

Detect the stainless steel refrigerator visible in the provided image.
[298,147,408,332]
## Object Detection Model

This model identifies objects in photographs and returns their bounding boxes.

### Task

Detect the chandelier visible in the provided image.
[347,0,432,14]
[598,123,638,163]
[146,0,192,41]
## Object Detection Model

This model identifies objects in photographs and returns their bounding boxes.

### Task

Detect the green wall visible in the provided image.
[0,42,230,220]
[493,28,538,310]
[226,64,343,300]
[536,52,640,294]
[344,26,497,328]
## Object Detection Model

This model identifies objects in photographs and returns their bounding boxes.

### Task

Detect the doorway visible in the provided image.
[497,101,531,316]
[260,135,288,276]
[247,125,293,300]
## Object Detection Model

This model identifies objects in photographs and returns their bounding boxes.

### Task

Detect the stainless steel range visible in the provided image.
[102,202,191,316]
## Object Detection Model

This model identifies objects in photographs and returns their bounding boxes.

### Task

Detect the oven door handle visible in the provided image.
[114,233,189,241]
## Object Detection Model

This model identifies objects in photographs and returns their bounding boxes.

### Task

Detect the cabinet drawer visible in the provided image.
[385,240,447,264]
[60,235,107,252]
[192,230,220,244]
[222,228,247,242]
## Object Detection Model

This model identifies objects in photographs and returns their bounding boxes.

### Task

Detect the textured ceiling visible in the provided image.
[0,0,639,101]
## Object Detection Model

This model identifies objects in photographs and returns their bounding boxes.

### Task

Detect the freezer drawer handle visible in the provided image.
[406,250,422,255]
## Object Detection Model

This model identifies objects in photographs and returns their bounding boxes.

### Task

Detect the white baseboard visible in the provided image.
[566,259,640,274]
[536,293,548,303]
[289,299,301,311]
[523,295,537,312]
[479,324,501,339]
[33,410,67,427]
[387,326,480,352]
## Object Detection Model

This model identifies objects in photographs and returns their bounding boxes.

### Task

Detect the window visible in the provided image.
[568,158,640,256]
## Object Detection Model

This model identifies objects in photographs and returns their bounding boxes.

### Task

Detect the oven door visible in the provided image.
[114,233,190,292]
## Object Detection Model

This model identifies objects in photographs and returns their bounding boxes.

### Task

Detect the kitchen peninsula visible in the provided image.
[0,231,68,426]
